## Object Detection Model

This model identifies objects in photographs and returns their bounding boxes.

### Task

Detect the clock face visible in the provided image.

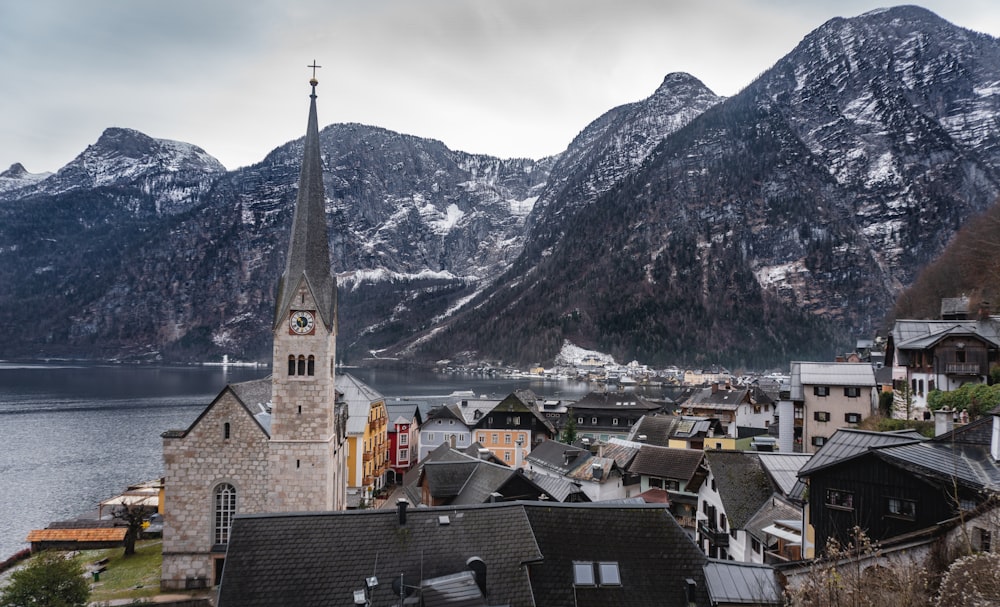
[289,310,316,335]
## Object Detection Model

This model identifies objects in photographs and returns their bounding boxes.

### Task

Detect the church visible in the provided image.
[160,70,349,590]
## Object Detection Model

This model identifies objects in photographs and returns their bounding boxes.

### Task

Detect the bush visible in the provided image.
[936,551,1000,607]
[0,551,90,607]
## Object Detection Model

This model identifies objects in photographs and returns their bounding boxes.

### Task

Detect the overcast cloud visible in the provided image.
[2,0,999,173]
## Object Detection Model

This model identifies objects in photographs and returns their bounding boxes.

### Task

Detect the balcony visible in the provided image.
[363,452,373,462]
[698,522,730,548]
[946,362,980,376]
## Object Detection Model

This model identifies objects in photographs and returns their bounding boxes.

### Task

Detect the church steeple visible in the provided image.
[274,64,337,332]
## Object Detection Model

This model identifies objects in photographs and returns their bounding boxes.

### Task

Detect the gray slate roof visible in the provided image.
[757,453,812,498]
[703,560,782,605]
[338,373,384,435]
[891,318,1000,350]
[797,429,924,477]
[628,444,706,482]
[790,362,876,400]
[627,414,680,447]
[704,451,776,529]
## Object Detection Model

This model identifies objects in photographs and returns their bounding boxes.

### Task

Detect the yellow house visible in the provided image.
[339,374,389,505]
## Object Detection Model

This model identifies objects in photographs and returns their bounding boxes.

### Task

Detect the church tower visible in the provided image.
[267,67,345,512]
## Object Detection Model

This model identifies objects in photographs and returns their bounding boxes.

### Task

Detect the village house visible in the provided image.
[681,383,774,441]
[777,361,878,453]
[384,401,424,484]
[418,399,490,461]
[886,301,1000,413]
[339,373,389,507]
[568,390,667,443]
[472,390,556,466]
[691,451,809,563]
[526,439,626,502]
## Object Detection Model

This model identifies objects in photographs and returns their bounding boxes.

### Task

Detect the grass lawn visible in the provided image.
[73,539,163,603]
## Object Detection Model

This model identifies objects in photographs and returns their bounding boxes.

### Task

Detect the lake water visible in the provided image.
[0,362,602,559]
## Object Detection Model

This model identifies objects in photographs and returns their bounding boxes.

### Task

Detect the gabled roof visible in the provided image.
[385,401,424,428]
[684,386,750,411]
[891,318,1000,350]
[791,362,876,399]
[627,414,680,447]
[570,391,663,412]
[526,439,591,475]
[872,441,1000,492]
[743,494,801,545]
[672,416,723,439]
[703,560,782,606]
[338,373,385,435]
[521,503,710,607]
[797,429,924,477]
[628,444,705,482]
[704,451,776,529]
[273,81,337,331]
[218,502,712,607]
[162,378,272,439]
[757,453,812,498]
[525,470,590,503]
[602,437,642,468]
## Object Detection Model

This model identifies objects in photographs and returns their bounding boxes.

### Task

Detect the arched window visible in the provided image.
[297,355,306,376]
[213,483,236,546]
[307,355,315,376]
[288,355,296,376]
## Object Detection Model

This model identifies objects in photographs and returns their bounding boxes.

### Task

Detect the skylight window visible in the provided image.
[573,562,595,586]
[573,561,621,587]
[598,562,621,586]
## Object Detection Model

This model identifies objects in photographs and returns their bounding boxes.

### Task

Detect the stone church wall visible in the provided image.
[161,391,270,590]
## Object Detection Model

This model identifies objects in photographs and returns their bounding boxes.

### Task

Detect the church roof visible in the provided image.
[274,79,337,331]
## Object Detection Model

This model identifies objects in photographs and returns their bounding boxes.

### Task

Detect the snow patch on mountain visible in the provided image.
[553,341,617,367]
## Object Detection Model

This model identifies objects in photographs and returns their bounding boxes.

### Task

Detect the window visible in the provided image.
[612,417,619,426]
[826,489,854,510]
[844,387,860,398]
[503,451,511,462]
[213,483,236,545]
[573,562,620,587]
[751,537,761,553]
[297,355,306,376]
[492,433,499,444]
[307,355,315,376]
[513,416,521,426]
[812,436,827,447]
[845,412,862,424]
[814,386,830,397]
[573,562,596,586]
[665,480,679,491]
[886,497,916,520]
[597,562,621,586]
[399,434,408,446]
[505,434,512,444]
[398,448,409,461]
[814,411,830,422]
[577,417,584,425]
[976,527,992,552]
[956,350,967,363]
[591,417,598,425]
[650,478,663,489]
[427,432,435,441]
[287,355,295,376]
[223,422,231,440]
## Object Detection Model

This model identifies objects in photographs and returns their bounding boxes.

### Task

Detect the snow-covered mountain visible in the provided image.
[0,163,51,194]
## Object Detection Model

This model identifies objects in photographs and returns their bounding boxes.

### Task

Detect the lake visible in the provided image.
[0,362,601,559]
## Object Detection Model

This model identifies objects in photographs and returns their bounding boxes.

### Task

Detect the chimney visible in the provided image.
[478,448,491,460]
[466,557,487,596]
[712,382,719,394]
[979,301,992,321]
[397,499,408,525]
[592,463,604,480]
[935,408,954,437]
[514,436,525,469]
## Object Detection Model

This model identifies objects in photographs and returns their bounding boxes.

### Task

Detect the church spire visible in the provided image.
[274,63,337,331]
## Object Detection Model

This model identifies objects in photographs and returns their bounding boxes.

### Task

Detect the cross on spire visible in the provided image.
[307,60,321,97]
[308,61,322,79]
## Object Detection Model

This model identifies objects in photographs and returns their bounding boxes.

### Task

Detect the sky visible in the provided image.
[3,1,1000,174]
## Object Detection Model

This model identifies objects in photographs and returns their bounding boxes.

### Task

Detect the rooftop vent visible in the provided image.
[438,515,450,526]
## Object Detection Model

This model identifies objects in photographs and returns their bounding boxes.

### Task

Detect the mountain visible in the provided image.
[397,5,1000,368]
[0,163,52,194]
[0,122,549,362]
[2,6,1000,369]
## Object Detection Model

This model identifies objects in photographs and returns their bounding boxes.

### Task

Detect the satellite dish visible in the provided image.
[392,574,415,597]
